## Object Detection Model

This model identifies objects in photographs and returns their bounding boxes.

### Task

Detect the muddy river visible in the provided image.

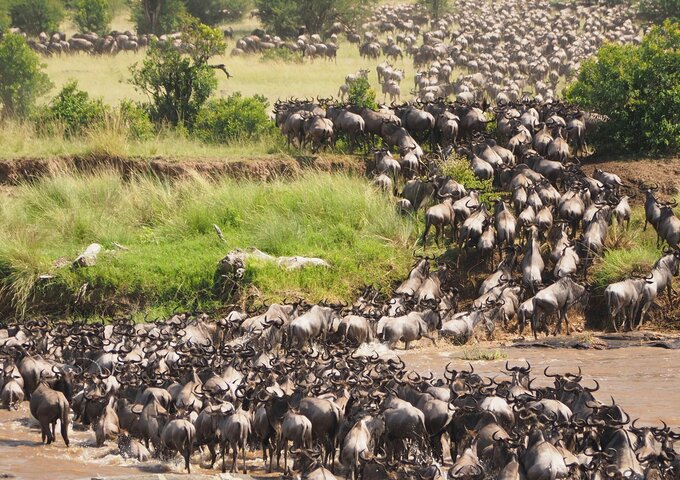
[1,343,679,479]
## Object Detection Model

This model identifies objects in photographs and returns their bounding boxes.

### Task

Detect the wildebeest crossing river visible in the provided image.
[1,341,679,480]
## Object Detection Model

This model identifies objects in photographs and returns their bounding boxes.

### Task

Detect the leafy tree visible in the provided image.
[638,0,679,23]
[73,0,112,35]
[185,0,251,25]
[9,0,64,36]
[418,0,450,19]
[0,34,52,118]
[565,20,680,154]
[130,21,227,127]
[347,77,377,110]
[256,0,376,38]
[132,0,190,35]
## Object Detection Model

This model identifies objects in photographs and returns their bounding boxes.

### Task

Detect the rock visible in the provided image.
[72,243,102,268]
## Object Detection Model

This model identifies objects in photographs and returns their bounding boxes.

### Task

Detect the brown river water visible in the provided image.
[1,343,679,479]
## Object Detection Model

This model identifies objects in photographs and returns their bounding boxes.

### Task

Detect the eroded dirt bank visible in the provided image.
[0,154,366,185]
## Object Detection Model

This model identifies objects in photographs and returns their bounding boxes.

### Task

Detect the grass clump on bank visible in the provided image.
[0,171,417,318]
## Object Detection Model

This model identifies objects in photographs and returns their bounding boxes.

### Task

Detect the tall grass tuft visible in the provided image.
[0,170,418,317]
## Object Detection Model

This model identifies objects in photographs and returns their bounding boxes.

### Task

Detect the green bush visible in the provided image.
[348,77,378,110]
[185,0,252,24]
[565,20,680,154]
[9,0,64,36]
[39,81,108,137]
[73,0,112,35]
[132,0,190,35]
[118,100,155,139]
[260,47,303,63]
[439,154,493,192]
[0,34,53,119]
[194,93,273,143]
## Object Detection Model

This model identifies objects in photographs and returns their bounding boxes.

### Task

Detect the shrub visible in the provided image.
[0,34,53,119]
[347,77,378,111]
[132,0,190,35]
[9,0,64,36]
[39,81,108,137]
[565,20,680,154]
[130,22,226,127]
[638,0,679,23]
[260,47,303,63]
[194,93,273,143]
[118,100,155,139]
[185,0,252,24]
[439,154,493,192]
[73,0,112,35]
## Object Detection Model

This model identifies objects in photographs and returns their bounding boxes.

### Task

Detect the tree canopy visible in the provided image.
[256,0,377,38]
[565,20,680,154]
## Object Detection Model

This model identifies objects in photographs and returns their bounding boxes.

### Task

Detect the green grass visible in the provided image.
[590,208,663,289]
[0,170,417,318]
[0,118,290,160]
[460,346,507,361]
[39,33,416,108]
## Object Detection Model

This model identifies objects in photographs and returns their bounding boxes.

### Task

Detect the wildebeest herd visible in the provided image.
[2,310,680,479]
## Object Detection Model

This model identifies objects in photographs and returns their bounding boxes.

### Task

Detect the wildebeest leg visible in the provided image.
[422,332,437,346]
[221,442,227,473]
[231,440,238,473]
[667,283,673,308]
[185,443,191,473]
[208,442,217,468]
[242,439,248,473]
[60,420,69,447]
[435,224,442,247]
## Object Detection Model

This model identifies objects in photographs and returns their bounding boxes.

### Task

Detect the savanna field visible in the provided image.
[0,0,680,479]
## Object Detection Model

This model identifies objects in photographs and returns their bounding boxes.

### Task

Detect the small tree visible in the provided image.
[130,21,227,127]
[638,0,679,23]
[565,20,680,154]
[0,34,52,118]
[418,0,451,19]
[132,0,189,35]
[347,77,378,110]
[185,0,252,25]
[9,0,64,36]
[73,0,112,35]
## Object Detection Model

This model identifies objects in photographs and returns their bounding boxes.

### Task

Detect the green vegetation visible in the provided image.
[38,81,108,136]
[132,0,189,35]
[256,0,377,37]
[194,92,274,143]
[0,34,53,119]
[0,171,417,318]
[638,0,679,23]
[418,0,451,19]
[460,346,507,361]
[8,0,64,35]
[130,22,226,127]
[565,20,680,155]
[347,77,378,111]
[185,0,251,24]
[73,0,113,35]
[590,210,662,289]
